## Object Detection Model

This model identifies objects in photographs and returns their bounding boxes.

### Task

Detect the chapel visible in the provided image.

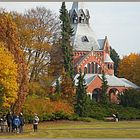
[70,2,140,103]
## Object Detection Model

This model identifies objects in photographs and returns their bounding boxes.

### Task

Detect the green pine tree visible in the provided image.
[75,69,92,117]
[110,47,120,76]
[100,71,109,104]
[55,78,61,94]
[59,2,74,80]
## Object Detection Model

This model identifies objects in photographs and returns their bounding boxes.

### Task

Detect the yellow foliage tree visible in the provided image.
[0,12,28,113]
[0,42,18,110]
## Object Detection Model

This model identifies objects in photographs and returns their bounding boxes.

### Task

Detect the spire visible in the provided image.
[71,2,78,12]
[70,2,90,24]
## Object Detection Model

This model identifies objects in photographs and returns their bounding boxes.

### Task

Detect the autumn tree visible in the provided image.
[0,42,18,110]
[59,2,74,79]
[110,47,120,76]
[12,7,60,83]
[0,12,28,113]
[135,54,140,86]
[118,53,140,86]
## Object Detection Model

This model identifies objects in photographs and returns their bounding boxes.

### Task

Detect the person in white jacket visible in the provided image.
[33,113,39,132]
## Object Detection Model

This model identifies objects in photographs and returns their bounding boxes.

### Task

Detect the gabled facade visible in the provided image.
[70,2,140,103]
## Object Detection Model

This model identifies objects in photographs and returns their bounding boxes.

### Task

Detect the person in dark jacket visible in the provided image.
[19,113,25,133]
[13,115,21,133]
[6,112,13,132]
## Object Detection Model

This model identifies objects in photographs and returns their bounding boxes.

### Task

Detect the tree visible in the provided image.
[100,71,109,104]
[0,42,18,110]
[118,89,140,109]
[134,54,140,86]
[61,70,75,104]
[118,53,140,86]
[12,7,61,97]
[48,42,63,78]
[0,12,28,113]
[59,2,74,79]
[55,78,61,95]
[110,47,120,76]
[74,70,92,117]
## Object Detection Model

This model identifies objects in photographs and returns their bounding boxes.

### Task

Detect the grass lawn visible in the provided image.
[0,120,140,138]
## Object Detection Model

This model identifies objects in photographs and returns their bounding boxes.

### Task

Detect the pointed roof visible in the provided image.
[97,39,105,50]
[70,2,100,51]
[104,53,114,63]
[71,24,100,51]
[71,2,78,11]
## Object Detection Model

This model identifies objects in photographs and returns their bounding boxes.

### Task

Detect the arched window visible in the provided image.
[110,64,113,69]
[91,62,94,74]
[79,17,82,23]
[73,14,77,23]
[84,67,87,74]
[108,64,110,69]
[95,63,98,73]
[92,88,102,102]
[88,63,90,73]
[98,67,101,74]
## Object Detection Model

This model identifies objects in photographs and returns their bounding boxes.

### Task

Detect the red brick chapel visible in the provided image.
[69,2,140,103]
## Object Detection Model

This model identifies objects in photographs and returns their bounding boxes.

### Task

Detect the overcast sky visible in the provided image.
[0,2,140,57]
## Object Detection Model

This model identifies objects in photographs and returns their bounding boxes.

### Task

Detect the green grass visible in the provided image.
[0,120,140,138]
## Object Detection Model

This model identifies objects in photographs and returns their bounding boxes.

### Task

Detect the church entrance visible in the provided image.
[92,88,102,102]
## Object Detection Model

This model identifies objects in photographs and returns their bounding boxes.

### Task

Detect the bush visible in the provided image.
[23,96,74,122]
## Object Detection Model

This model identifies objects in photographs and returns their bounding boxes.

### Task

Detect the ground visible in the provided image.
[0,120,140,138]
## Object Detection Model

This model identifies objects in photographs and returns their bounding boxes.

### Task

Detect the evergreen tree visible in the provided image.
[59,2,74,79]
[75,69,92,117]
[100,71,109,104]
[110,47,120,76]
[55,78,61,94]
[61,70,75,104]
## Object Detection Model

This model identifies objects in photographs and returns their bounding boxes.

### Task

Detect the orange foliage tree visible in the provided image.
[118,53,140,86]
[0,12,28,114]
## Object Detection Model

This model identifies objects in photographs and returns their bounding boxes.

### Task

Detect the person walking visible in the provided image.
[6,111,13,132]
[13,115,21,133]
[33,113,39,132]
[19,113,25,133]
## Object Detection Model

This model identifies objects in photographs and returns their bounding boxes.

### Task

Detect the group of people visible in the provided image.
[0,112,24,133]
[0,112,40,133]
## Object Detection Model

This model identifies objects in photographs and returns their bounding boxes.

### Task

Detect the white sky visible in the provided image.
[0,2,140,57]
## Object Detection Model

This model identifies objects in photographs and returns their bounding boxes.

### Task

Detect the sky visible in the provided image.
[0,2,140,57]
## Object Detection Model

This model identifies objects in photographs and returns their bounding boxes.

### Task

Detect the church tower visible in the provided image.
[69,2,90,24]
